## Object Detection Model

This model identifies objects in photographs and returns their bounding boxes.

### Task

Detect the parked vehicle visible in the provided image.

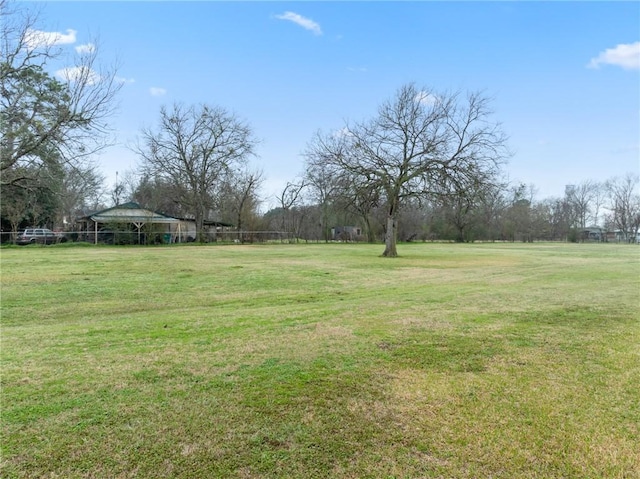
[16,228,64,245]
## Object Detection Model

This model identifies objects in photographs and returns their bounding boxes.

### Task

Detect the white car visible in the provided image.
[16,228,63,245]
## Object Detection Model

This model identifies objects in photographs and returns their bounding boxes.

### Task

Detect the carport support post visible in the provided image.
[94,221,98,245]
[134,222,144,244]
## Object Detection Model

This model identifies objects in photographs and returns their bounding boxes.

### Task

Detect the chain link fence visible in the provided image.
[1,230,300,245]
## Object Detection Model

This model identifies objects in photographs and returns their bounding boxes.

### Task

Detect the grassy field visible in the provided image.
[1,242,639,478]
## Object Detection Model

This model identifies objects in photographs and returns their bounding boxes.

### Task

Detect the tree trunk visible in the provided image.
[322,206,330,243]
[382,214,398,257]
[362,215,374,243]
[195,204,206,243]
[237,203,244,244]
[10,222,19,245]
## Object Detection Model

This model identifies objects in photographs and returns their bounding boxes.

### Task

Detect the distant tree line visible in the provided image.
[2,1,638,251]
[267,174,640,245]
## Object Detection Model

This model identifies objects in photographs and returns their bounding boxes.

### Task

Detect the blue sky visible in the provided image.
[31,1,640,208]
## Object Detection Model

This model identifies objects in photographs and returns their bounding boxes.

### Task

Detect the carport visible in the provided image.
[79,202,182,244]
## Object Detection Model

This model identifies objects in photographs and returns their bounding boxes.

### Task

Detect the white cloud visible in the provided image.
[55,66,100,85]
[415,90,438,106]
[150,87,167,96]
[75,43,96,54]
[25,28,77,49]
[333,127,353,138]
[275,12,322,35]
[115,76,135,84]
[588,41,640,70]
[347,66,368,73]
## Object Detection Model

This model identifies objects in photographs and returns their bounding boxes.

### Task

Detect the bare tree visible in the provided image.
[305,158,343,242]
[305,139,381,242]
[218,168,264,242]
[475,180,508,241]
[276,180,307,241]
[305,84,509,256]
[135,103,258,242]
[437,177,495,243]
[606,174,640,242]
[58,162,106,225]
[591,182,607,227]
[339,171,382,243]
[564,180,600,230]
[1,0,121,189]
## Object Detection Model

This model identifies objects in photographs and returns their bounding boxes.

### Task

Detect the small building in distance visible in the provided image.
[331,226,362,241]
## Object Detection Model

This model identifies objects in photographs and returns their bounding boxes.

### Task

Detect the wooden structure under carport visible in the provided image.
[78,202,182,244]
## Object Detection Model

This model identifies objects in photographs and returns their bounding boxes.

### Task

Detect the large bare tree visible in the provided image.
[0,0,121,189]
[135,103,258,242]
[305,83,509,256]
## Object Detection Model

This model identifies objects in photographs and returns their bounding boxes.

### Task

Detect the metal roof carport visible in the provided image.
[81,202,182,244]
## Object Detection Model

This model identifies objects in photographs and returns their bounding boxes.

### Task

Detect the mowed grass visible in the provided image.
[1,242,638,478]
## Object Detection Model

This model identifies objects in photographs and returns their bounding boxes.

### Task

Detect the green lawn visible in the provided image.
[1,243,638,478]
